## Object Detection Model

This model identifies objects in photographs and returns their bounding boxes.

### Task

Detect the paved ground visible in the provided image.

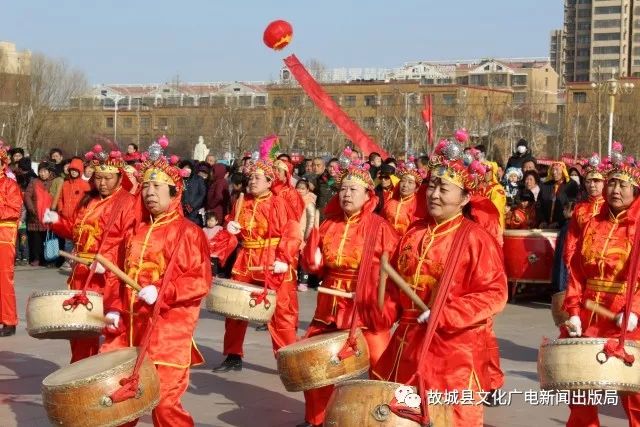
[0,266,628,426]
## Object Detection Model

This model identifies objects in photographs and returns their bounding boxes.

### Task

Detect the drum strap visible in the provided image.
[603,215,640,365]
[109,218,188,404]
[336,213,384,361]
[389,218,474,426]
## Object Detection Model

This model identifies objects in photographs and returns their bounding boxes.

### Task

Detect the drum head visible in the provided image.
[43,348,138,387]
[214,278,274,294]
[281,330,351,353]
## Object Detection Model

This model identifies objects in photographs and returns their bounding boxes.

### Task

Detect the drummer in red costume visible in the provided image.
[382,159,426,235]
[0,142,22,337]
[563,153,606,267]
[212,157,301,372]
[373,138,508,427]
[297,149,399,427]
[101,140,211,427]
[562,143,640,426]
[43,145,140,362]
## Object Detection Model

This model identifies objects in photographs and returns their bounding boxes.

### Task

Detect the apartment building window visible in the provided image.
[577,35,591,44]
[140,117,150,129]
[577,9,592,17]
[239,96,252,107]
[442,94,456,105]
[633,47,640,55]
[594,19,620,28]
[343,95,356,107]
[254,96,266,106]
[289,96,301,106]
[142,97,156,107]
[513,92,526,104]
[164,96,180,107]
[381,95,394,106]
[593,46,620,54]
[595,6,621,14]
[212,96,226,106]
[106,117,114,128]
[593,59,621,67]
[363,117,376,128]
[577,0,591,4]
[491,74,508,86]
[635,20,640,29]
[577,48,590,56]
[573,92,587,103]
[157,117,168,128]
[594,32,620,41]
[577,22,591,30]
[364,95,377,106]
[272,96,285,107]
[511,75,527,86]
[199,97,210,106]
[123,117,133,129]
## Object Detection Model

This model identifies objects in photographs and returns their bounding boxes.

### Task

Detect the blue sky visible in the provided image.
[2,1,562,84]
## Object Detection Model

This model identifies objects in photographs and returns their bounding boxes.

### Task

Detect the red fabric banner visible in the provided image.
[422,94,433,153]
[283,54,389,158]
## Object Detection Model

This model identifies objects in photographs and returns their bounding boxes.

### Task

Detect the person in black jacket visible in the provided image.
[506,139,535,170]
[178,160,206,225]
[537,162,579,229]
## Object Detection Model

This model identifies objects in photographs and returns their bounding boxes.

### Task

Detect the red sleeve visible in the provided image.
[273,196,302,264]
[160,224,212,309]
[0,179,22,221]
[357,220,400,331]
[301,224,324,272]
[563,215,581,267]
[439,229,508,332]
[563,237,587,317]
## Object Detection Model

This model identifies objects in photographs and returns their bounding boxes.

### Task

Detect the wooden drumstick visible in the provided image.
[381,257,428,312]
[378,253,389,310]
[58,250,92,266]
[94,254,142,292]
[233,193,244,222]
[585,299,616,321]
[318,286,354,299]
[247,265,275,272]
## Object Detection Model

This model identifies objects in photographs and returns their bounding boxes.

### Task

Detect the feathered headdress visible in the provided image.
[428,132,486,191]
[245,135,280,180]
[334,146,375,190]
[138,135,185,192]
[396,156,427,186]
[85,144,125,173]
[583,153,606,181]
[607,141,640,187]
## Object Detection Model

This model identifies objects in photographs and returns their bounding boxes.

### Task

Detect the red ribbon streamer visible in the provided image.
[283,54,389,158]
[62,293,91,310]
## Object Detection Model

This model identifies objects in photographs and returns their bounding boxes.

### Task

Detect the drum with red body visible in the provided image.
[503,229,558,283]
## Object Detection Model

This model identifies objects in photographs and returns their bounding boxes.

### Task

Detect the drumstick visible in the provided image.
[318,286,354,299]
[380,257,428,312]
[585,299,616,321]
[94,254,142,292]
[378,253,389,310]
[247,265,275,272]
[58,250,92,266]
[233,193,244,222]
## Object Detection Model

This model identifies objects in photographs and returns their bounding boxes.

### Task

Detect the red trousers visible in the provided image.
[0,226,17,326]
[119,365,193,427]
[223,277,298,356]
[568,393,640,426]
[70,337,100,363]
[303,323,390,426]
[486,318,504,389]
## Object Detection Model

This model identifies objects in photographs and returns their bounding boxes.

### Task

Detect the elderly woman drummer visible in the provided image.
[296,150,400,427]
[562,144,640,426]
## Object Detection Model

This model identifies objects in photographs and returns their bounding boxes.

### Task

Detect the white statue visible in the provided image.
[193,135,210,162]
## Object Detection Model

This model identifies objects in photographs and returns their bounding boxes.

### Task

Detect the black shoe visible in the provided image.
[255,323,268,331]
[483,389,503,407]
[0,325,16,337]
[212,355,242,372]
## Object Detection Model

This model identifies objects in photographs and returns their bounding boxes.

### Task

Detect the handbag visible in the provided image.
[44,229,60,261]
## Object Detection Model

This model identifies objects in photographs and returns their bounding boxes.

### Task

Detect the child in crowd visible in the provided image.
[203,213,223,276]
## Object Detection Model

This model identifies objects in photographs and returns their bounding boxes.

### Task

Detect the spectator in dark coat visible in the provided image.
[206,163,230,224]
[178,160,206,225]
[506,139,536,170]
[537,162,579,229]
